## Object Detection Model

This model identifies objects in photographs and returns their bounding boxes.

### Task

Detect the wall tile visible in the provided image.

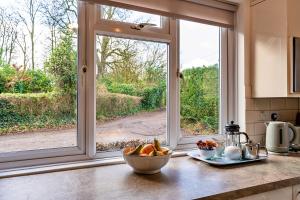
[286,98,299,110]
[245,98,299,141]
[254,122,266,135]
[270,98,286,110]
[246,111,259,123]
[254,98,270,111]
[246,98,255,111]
[250,134,266,145]
[280,110,298,122]
[246,123,255,135]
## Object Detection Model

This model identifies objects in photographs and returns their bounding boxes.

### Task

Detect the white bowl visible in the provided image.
[198,149,216,160]
[123,151,172,174]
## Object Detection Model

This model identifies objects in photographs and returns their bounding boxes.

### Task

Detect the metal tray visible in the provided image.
[187,150,268,166]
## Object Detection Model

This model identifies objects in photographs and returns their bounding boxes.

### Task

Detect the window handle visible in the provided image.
[177,70,184,80]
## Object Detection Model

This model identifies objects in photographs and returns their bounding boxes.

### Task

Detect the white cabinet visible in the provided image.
[236,187,293,200]
[250,0,300,97]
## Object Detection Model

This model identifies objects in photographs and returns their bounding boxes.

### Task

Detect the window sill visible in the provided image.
[0,151,188,179]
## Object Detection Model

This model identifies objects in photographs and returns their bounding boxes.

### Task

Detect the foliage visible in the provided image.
[139,86,165,110]
[100,79,165,110]
[44,31,77,94]
[180,64,219,133]
[107,82,138,96]
[96,92,142,120]
[0,65,53,93]
[0,92,75,134]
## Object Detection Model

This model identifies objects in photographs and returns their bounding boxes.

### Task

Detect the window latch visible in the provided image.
[82,65,87,73]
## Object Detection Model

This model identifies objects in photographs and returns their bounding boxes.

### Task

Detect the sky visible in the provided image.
[0,1,219,70]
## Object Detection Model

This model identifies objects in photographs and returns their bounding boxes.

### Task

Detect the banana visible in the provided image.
[127,144,143,155]
[149,148,159,156]
[160,147,170,155]
[154,138,162,151]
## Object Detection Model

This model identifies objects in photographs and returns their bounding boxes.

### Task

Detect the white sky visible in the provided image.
[0,1,219,70]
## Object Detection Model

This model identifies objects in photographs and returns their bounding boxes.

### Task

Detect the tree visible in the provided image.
[16,32,29,69]
[44,31,76,95]
[17,0,42,70]
[0,8,19,66]
[41,0,77,31]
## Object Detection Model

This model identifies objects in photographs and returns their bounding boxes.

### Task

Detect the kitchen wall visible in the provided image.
[245,98,300,144]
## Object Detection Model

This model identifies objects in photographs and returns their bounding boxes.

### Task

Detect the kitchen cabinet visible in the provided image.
[236,186,293,200]
[251,0,300,97]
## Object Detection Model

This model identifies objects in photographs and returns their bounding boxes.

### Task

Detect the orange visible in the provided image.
[140,144,155,155]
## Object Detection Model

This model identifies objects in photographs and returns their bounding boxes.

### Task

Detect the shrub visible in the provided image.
[0,93,75,134]
[0,66,53,93]
[139,86,164,110]
[107,83,138,96]
[44,31,77,95]
[96,92,142,119]
[180,65,219,132]
[102,80,165,110]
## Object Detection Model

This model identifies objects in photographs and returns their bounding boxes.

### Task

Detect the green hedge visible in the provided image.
[103,81,165,110]
[96,92,142,120]
[0,93,75,134]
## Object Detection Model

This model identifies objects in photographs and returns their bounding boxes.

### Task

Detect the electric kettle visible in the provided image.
[265,121,297,154]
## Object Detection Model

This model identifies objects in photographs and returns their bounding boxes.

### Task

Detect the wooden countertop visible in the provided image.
[1,154,300,200]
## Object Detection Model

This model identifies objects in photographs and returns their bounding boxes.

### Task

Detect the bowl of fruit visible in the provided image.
[123,139,172,174]
[196,140,217,160]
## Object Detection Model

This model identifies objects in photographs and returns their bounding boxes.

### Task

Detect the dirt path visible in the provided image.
[0,111,166,153]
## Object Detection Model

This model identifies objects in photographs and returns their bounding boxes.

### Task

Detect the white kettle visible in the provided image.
[265,121,297,154]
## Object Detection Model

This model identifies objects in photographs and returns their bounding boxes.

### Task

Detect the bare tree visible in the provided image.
[41,0,77,31]
[16,32,29,69]
[0,8,19,65]
[17,0,42,70]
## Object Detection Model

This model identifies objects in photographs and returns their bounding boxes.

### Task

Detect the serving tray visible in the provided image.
[187,150,268,166]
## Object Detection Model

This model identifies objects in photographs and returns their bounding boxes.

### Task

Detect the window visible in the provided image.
[0,0,85,167]
[95,35,168,152]
[0,1,236,169]
[179,20,220,137]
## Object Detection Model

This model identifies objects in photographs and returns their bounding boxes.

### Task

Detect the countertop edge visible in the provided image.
[197,177,300,200]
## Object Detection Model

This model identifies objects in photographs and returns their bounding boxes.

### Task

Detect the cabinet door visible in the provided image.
[251,0,288,97]
[236,187,292,200]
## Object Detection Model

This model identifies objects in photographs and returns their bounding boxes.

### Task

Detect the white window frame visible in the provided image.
[176,27,236,148]
[87,3,236,157]
[0,1,89,170]
[0,0,236,170]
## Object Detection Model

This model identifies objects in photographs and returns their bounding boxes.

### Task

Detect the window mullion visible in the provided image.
[220,28,229,133]
[168,18,179,149]
[85,2,97,158]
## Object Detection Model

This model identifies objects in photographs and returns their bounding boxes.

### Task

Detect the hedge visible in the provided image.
[0,93,75,134]
[103,81,165,110]
[96,92,142,120]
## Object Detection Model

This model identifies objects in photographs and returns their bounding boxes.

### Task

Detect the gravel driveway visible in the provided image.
[0,111,166,153]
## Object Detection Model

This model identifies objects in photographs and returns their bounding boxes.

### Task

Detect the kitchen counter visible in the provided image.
[1,154,300,200]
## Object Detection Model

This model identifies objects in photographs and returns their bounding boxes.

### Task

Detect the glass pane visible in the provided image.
[100,5,161,27]
[0,0,78,153]
[96,35,168,152]
[179,20,220,137]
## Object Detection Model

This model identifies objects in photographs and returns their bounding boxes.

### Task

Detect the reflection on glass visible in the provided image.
[100,5,161,27]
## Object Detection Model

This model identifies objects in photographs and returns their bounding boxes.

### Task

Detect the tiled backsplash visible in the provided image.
[245,98,300,145]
